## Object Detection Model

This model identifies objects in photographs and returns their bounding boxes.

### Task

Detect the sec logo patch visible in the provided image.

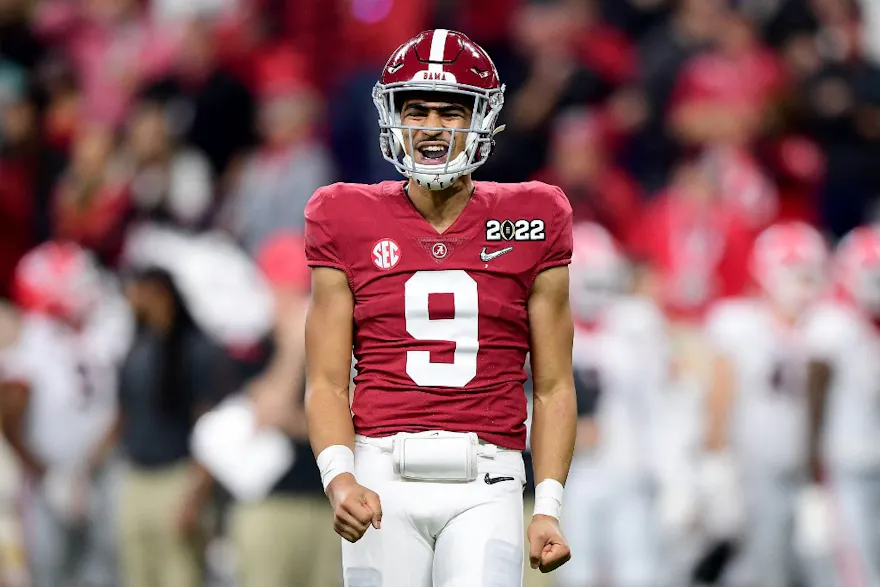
[373,239,401,270]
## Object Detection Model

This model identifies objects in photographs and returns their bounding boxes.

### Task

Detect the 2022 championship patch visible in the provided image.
[485,219,546,242]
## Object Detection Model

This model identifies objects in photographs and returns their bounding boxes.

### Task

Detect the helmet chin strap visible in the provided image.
[402,150,470,191]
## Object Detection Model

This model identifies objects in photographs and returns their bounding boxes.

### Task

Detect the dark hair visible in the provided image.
[132,267,198,414]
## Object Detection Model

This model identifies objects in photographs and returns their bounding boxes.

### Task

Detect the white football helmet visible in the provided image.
[834,224,880,316]
[750,221,828,316]
[12,241,103,324]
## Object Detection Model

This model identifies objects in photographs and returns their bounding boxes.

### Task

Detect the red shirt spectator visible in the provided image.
[626,163,755,322]
[572,4,637,87]
[669,13,786,147]
[0,155,35,298]
[761,135,826,226]
[700,144,779,231]
[338,0,430,71]
[52,124,131,266]
[33,0,181,126]
[534,108,641,241]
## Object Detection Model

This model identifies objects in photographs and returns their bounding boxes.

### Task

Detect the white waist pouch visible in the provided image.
[392,432,480,482]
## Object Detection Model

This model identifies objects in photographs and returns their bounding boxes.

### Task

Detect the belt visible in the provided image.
[355,431,504,458]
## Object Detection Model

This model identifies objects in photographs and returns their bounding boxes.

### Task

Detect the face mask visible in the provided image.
[766,267,819,317]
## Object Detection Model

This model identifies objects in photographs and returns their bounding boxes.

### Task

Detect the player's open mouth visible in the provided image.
[415,142,450,165]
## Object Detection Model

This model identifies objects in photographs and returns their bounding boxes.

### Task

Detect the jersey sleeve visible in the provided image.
[533,185,573,279]
[703,300,749,356]
[303,186,347,273]
[0,334,30,386]
[802,304,853,363]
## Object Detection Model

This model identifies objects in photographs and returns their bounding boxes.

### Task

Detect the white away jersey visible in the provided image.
[572,296,670,480]
[705,298,810,471]
[0,292,133,469]
[803,301,880,470]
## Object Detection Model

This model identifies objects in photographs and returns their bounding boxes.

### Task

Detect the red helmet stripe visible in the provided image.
[428,29,449,73]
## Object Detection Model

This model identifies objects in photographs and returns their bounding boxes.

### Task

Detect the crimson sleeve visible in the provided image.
[532,185,573,281]
[303,187,348,274]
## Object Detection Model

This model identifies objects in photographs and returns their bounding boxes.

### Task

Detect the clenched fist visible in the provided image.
[327,473,383,543]
[527,514,571,573]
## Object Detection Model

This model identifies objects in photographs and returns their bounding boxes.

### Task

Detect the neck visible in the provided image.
[146,307,173,335]
[406,175,475,231]
[767,298,800,327]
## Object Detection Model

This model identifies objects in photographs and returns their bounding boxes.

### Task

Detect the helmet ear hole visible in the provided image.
[380,135,392,158]
[479,139,494,161]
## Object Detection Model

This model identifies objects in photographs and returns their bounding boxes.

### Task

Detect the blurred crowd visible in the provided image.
[0,0,880,586]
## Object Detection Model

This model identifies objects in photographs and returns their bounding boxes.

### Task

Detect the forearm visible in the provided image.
[305,266,357,489]
[530,384,577,485]
[88,415,121,471]
[306,383,356,455]
[0,421,44,477]
[806,361,831,482]
[267,299,308,400]
[705,355,734,452]
[185,461,214,505]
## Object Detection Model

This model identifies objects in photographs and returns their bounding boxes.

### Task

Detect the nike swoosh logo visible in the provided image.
[387,63,404,74]
[484,473,516,485]
[480,246,514,262]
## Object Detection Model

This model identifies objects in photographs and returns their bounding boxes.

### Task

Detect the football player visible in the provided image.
[0,241,133,587]
[556,223,669,587]
[701,222,828,587]
[304,30,575,587]
[802,225,880,587]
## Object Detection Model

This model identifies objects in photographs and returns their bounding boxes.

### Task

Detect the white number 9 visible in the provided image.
[404,270,479,388]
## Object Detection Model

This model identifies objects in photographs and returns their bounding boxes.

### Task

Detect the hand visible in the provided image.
[173,492,203,538]
[527,514,571,573]
[794,483,834,557]
[42,468,91,523]
[250,378,309,438]
[251,379,291,428]
[326,473,382,543]
[69,469,92,521]
[657,484,698,537]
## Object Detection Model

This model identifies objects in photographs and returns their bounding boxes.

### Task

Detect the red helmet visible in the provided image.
[750,221,827,315]
[373,29,505,190]
[12,241,102,323]
[833,224,880,315]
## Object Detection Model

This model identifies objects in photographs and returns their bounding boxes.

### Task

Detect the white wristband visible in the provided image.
[316,445,355,492]
[533,479,564,519]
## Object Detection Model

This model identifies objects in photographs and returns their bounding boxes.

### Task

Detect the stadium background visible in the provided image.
[0,0,879,585]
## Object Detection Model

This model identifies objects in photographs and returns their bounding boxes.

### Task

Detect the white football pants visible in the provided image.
[726,468,801,587]
[342,434,526,587]
[827,467,880,587]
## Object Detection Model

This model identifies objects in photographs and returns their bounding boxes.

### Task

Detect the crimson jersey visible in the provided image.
[304,180,572,450]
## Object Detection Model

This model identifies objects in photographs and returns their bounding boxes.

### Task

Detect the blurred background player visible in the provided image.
[222,232,341,587]
[701,221,828,587]
[2,0,880,584]
[803,224,880,587]
[305,28,576,587]
[557,222,669,587]
[0,241,133,587]
[109,267,229,587]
